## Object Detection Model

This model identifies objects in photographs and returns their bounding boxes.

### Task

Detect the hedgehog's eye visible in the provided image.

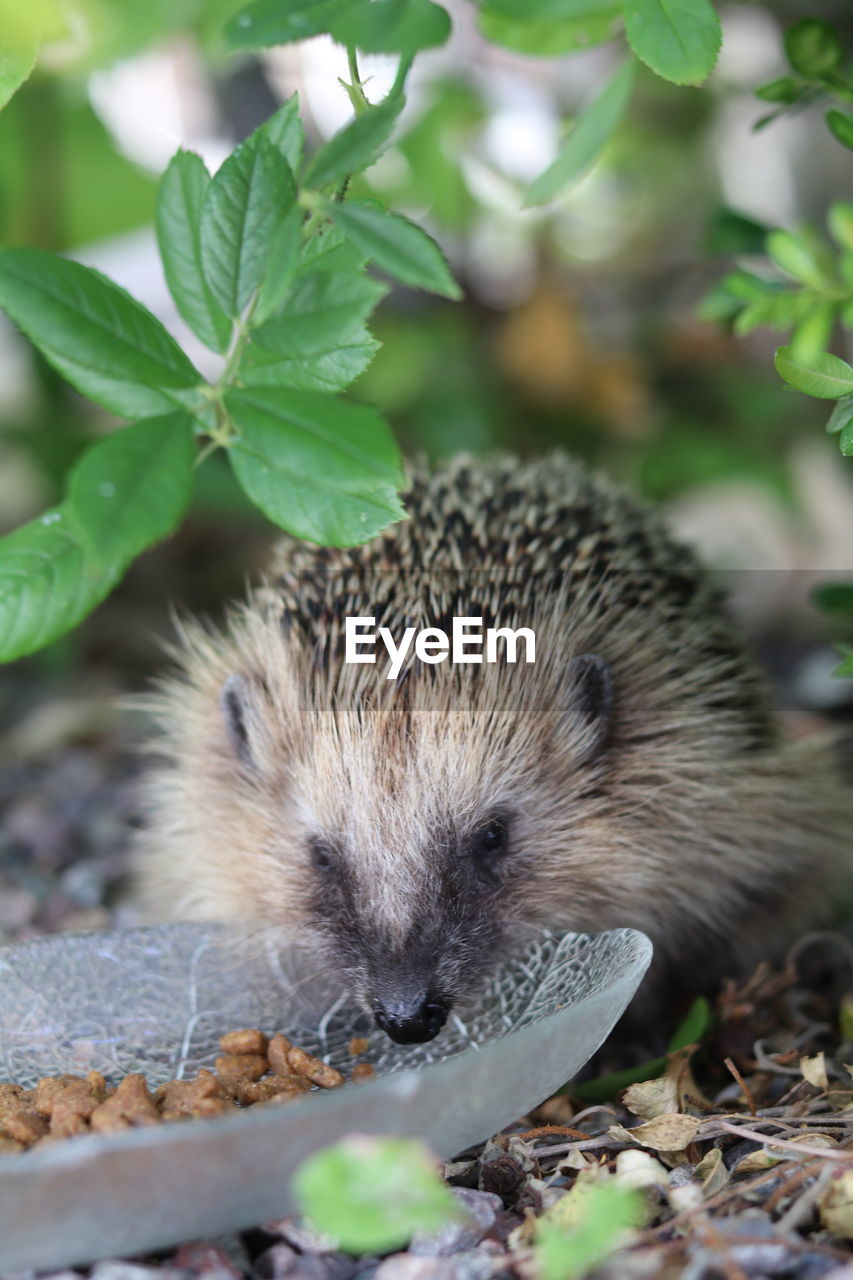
[310,838,337,874]
[470,816,509,860]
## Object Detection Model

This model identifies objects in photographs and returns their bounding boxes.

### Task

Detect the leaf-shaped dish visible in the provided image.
[0,923,652,1271]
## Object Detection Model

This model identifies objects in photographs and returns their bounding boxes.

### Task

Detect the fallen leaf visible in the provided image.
[609,1113,701,1153]
[801,1052,829,1091]
[820,1168,853,1237]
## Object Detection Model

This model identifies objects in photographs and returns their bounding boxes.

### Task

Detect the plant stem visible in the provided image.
[346,46,370,113]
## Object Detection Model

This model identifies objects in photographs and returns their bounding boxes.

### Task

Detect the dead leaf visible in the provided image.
[801,1052,829,1091]
[695,1146,730,1196]
[622,1075,679,1121]
[819,1168,853,1237]
[609,1113,701,1153]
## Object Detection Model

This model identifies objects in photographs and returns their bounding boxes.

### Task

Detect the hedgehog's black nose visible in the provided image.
[373,992,450,1045]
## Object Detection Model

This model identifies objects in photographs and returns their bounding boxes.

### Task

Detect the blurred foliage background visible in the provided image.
[1,0,852,676]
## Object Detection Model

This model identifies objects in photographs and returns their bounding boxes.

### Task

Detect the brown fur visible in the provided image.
[135,455,851,1023]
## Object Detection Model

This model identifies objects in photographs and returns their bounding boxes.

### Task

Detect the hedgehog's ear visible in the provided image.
[566,653,613,761]
[220,674,267,770]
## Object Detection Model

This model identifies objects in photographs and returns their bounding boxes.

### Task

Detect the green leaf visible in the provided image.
[826,395,853,434]
[535,1183,642,1280]
[733,292,805,335]
[784,19,842,79]
[0,505,119,662]
[487,0,621,15]
[242,269,386,392]
[224,0,351,50]
[68,413,195,563]
[263,94,305,175]
[326,200,461,299]
[156,150,233,354]
[623,0,722,86]
[667,996,712,1051]
[755,76,802,104]
[0,41,38,111]
[766,227,832,289]
[775,345,853,399]
[829,203,853,254]
[523,60,634,206]
[478,6,621,55]
[812,580,853,612]
[292,1136,460,1254]
[835,643,853,676]
[201,132,297,319]
[253,209,303,327]
[827,110,853,151]
[226,385,405,545]
[305,93,405,189]
[841,421,853,456]
[702,207,768,256]
[789,302,836,362]
[329,0,451,56]
[0,248,203,418]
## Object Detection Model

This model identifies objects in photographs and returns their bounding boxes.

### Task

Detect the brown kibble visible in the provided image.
[219,1028,269,1056]
[33,1075,87,1117]
[91,1074,161,1133]
[214,1053,269,1084]
[267,1033,293,1075]
[0,1108,48,1145]
[155,1068,234,1121]
[286,1047,345,1089]
[237,1075,311,1105]
[350,1063,376,1083]
[0,1136,25,1155]
[349,1037,370,1057]
[46,1078,107,1138]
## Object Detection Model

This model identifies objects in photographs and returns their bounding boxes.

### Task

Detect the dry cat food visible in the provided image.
[0,1029,371,1154]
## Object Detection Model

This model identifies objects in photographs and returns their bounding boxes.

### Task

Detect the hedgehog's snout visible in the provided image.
[372,990,451,1045]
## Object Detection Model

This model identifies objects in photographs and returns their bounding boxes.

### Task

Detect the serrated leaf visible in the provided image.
[0,506,119,662]
[263,95,305,175]
[253,209,303,327]
[293,1137,459,1254]
[827,110,853,151]
[0,248,203,418]
[226,386,405,545]
[242,270,386,392]
[775,346,853,399]
[305,94,404,190]
[68,413,195,563]
[326,200,461,299]
[201,133,297,319]
[329,0,451,56]
[479,7,621,55]
[156,150,233,354]
[224,0,351,50]
[0,41,38,110]
[784,18,842,79]
[524,60,634,206]
[826,395,853,434]
[624,0,721,86]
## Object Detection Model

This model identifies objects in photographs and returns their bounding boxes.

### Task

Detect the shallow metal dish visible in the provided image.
[0,923,652,1270]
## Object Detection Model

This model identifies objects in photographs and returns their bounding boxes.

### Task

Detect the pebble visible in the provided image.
[408,1190,501,1257]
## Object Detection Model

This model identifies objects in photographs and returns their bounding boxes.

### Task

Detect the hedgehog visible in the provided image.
[136,454,851,1045]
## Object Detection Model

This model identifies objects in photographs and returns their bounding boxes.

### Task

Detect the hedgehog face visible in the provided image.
[211,650,617,1044]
